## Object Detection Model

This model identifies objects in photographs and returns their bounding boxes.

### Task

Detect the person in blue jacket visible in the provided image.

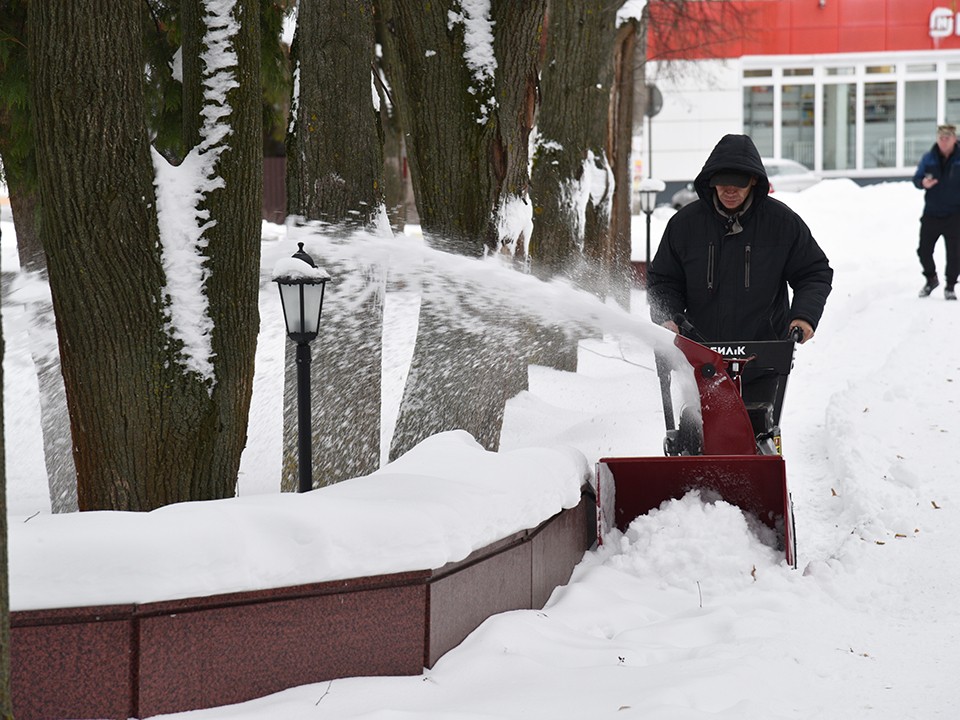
[913,123,960,300]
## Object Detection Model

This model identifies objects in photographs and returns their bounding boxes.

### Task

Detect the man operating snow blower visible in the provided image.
[596,136,834,564]
[647,133,833,418]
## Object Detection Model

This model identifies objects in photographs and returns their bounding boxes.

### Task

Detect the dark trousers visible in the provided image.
[918,213,960,289]
[740,368,781,434]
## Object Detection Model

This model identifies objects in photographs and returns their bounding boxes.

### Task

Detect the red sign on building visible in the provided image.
[648,0,960,60]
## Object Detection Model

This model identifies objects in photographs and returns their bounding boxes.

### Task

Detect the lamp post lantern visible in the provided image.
[273,242,331,493]
[636,177,665,287]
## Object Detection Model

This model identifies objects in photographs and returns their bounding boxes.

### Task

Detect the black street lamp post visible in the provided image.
[273,242,330,493]
[636,178,665,287]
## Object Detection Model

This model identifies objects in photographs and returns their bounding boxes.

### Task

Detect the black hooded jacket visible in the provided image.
[647,134,833,343]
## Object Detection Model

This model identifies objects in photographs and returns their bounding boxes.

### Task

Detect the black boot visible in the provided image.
[919,276,940,297]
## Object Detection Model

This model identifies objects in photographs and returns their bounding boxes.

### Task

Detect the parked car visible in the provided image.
[761,157,821,193]
[669,158,821,209]
[670,183,697,209]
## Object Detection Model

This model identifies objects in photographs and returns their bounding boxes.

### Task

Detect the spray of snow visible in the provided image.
[151,0,240,385]
[447,0,497,123]
[281,225,688,387]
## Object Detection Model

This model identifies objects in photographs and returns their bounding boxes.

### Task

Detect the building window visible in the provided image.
[743,85,774,156]
[946,79,960,124]
[782,84,814,166]
[864,82,897,168]
[905,81,937,164]
[731,53,960,178]
[822,83,855,171]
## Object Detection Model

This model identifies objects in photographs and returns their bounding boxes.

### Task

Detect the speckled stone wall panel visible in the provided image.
[11,614,135,720]
[426,540,532,667]
[9,501,595,719]
[531,496,594,608]
[135,583,427,716]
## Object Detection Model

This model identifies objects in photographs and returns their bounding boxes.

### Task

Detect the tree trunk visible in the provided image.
[380,0,548,459]
[378,0,494,253]
[608,19,639,310]
[0,232,12,719]
[28,0,260,511]
[0,13,79,512]
[283,0,384,488]
[287,0,384,225]
[529,0,617,293]
[8,182,42,274]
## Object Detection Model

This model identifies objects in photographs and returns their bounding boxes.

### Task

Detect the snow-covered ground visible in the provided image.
[3,179,960,718]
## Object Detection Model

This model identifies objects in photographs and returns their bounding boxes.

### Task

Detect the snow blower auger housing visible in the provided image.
[597,330,800,567]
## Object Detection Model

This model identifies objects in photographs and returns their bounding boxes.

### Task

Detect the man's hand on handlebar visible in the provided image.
[789,319,814,344]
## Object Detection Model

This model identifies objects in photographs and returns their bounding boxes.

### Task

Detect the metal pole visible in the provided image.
[645,210,652,266]
[296,341,312,493]
[647,115,653,177]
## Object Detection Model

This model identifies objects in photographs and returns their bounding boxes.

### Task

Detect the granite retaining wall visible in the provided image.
[12,491,596,719]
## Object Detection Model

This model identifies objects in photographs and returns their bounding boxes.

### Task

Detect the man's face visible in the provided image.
[715,176,756,210]
[938,131,957,155]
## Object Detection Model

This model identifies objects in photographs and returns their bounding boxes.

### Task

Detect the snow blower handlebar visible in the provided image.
[655,316,803,456]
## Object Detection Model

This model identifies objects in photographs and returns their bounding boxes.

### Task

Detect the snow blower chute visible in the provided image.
[597,328,800,567]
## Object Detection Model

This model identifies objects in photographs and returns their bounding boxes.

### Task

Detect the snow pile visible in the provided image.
[8,431,589,612]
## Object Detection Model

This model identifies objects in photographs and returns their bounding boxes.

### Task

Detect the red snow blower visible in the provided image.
[597,324,801,567]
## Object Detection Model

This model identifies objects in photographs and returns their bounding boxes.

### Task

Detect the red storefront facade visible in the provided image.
[644,1,960,182]
[649,0,960,59]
